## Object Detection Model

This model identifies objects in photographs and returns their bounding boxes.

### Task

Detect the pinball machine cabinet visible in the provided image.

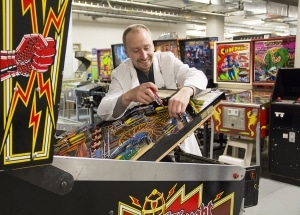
[211,89,271,166]
[269,68,300,186]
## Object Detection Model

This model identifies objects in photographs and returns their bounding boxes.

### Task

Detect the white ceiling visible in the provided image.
[72,0,299,39]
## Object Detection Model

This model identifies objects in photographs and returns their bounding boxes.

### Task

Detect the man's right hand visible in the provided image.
[122,82,158,106]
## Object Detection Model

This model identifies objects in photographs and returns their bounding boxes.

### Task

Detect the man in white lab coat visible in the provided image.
[97,24,208,157]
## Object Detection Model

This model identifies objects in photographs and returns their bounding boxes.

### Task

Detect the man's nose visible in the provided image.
[140,50,147,58]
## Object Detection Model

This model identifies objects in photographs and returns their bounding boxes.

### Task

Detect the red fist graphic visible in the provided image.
[15,33,56,75]
[1,33,56,81]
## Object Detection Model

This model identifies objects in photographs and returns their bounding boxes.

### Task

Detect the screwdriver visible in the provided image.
[150,88,164,106]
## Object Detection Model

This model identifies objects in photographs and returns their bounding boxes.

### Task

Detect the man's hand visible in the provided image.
[122,82,158,106]
[15,34,56,76]
[168,86,193,119]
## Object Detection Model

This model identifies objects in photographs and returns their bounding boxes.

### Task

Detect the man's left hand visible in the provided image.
[168,87,193,119]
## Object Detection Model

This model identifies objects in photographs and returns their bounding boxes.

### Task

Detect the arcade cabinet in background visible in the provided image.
[97,48,113,82]
[269,68,300,186]
[111,43,127,69]
[179,37,218,88]
[153,39,180,59]
[74,51,92,80]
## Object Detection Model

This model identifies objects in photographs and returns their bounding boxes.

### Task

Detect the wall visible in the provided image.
[62,13,187,79]
[63,13,74,80]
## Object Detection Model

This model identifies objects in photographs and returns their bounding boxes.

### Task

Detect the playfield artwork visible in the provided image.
[54,90,224,161]
[55,98,197,160]
[215,41,251,84]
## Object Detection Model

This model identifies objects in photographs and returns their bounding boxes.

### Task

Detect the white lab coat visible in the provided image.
[97,51,208,156]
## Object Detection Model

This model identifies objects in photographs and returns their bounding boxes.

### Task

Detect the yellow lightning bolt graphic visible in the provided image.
[42,0,68,36]
[37,73,54,123]
[29,93,41,152]
[1,73,36,154]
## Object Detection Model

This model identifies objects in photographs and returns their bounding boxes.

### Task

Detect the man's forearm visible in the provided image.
[112,96,128,118]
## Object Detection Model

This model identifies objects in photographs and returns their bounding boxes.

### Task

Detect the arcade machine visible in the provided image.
[0,1,259,214]
[74,50,92,80]
[269,68,300,186]
[74,48,113,123]
[111,43,127,68]
[153,39,180,59]
[97,48,113,82]
[179,37,218,88]
[211,36,296,166]
[72,49,112,123]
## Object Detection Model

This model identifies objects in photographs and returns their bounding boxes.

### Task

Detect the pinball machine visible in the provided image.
[210,88,272,166]
[211,36,296,166]
[0,88,261,215]
[0,1,260,214]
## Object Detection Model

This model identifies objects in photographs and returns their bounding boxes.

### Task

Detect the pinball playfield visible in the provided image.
[54,89,225,161]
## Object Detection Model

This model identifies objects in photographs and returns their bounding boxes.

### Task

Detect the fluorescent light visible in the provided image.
[186,30,206,37]
[241,19,265,25]
[189,0,210,4]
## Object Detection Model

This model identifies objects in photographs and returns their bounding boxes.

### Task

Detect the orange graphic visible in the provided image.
[119,184,235,215]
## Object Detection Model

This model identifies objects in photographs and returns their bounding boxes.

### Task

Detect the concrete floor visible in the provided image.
[244,177,300,214]
[211,137,300,215]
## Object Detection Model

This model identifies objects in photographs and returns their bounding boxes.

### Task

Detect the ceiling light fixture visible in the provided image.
[189,0,210,4]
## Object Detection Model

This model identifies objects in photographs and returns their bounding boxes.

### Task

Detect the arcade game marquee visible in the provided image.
[0,1,259,214]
